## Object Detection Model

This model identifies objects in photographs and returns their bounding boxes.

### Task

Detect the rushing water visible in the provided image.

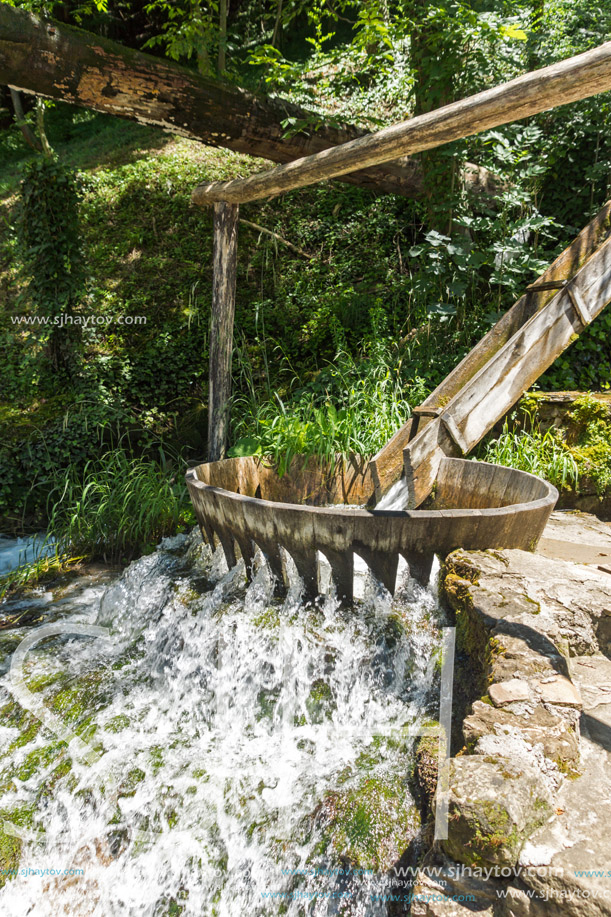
[374,479,410,512]
[0,530,442,916]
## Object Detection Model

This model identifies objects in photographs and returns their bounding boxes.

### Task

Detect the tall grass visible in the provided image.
[230,346,427,473]
[45,451,194,564]
[482,420,579,489]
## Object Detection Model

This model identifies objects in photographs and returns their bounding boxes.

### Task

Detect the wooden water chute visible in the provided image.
[190,40,611,598]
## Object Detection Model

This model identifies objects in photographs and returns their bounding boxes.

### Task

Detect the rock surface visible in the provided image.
[444,756,552,868]
[413,533,611,915]
[538,510,611,566]
[489,679,530,706]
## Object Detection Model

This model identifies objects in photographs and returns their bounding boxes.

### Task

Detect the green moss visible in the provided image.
[252,606,281,629]
[305,679,335,724]
[0,804,37,887]
[36,758,73,804]
[415,725,441,814]
[16,741,67,782]
[153,892,188,917]
[8,718,42,751]
[50,671,105,725]
[318,771,420,872]
[105,714,131,733]
[256,686,281,720]
[565,395,611,495]
[25,671,64,694]
[149,746,165,773]
[0,831,20,888]
[118,767,146,798]
[444,785,552,868]
[555,755,582,779]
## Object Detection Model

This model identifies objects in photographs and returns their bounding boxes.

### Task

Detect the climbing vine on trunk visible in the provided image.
[16,158,84,380]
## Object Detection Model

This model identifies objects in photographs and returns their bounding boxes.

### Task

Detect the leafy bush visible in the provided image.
[15,156,84,377]
[0,394,151,528]
[566,395,611,495]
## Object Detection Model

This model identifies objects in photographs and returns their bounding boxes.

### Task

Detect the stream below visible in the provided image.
[0,530,443,916]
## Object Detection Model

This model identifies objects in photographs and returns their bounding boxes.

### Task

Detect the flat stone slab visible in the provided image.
[489,678,531,706]
[538,510,611,567]
[534,674,583,708]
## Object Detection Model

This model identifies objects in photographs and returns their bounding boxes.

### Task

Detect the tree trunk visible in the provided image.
[271,0,283,49]
[208,202,239,462]
[9,87,41,152]
[218,0,228,74]
[0,4,491,201]
[35,97,53,157]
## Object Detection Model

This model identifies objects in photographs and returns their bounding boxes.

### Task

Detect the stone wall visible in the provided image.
[411,546,611,916]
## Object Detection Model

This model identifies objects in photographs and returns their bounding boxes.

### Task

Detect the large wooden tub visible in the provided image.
[186,456,557,600]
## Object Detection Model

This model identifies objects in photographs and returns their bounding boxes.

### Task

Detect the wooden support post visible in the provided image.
[208,201,239,462]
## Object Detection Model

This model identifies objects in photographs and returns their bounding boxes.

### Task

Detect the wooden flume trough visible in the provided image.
[186,43,611,599]
[186,456,557,601]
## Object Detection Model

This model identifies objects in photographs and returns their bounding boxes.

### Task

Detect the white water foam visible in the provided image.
[0,531,442,916]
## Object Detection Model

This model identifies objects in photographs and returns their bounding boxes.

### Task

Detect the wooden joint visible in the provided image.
[566,283,591,326]
[526,279,567,292]
[412,405,442,417]
[441,414,470,455]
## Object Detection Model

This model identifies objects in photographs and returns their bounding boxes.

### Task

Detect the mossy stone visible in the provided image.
[318,771,420,872]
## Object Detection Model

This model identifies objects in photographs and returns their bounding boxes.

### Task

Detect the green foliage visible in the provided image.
[0,393,150,527]
[3,0,611,531]
[143,0,220,74]
[15,156,84,375]
[481,419,579,490]
[0,551,83,605]
[566,395,611,495]
[541,311,611,391]
[230,340,427,473]
[45,450,194,564]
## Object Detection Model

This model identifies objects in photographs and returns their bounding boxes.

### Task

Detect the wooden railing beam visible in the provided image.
[192,41,611,206]
[369,200,611,500]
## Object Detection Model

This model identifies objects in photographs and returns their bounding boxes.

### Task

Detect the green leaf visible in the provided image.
[501,24,528,41]
[227,437,262,458]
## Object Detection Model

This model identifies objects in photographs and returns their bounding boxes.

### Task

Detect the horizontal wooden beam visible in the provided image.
[0,4,455,201]
[192,41,611,206]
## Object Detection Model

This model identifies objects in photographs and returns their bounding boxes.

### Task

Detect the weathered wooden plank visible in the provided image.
[0,5,465,201]
[403,235,611,506]
[186,457,557,597]
[208,201,239,462]
[370,199,611,499]
[192,42,611,205]
[369,418,416,502]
